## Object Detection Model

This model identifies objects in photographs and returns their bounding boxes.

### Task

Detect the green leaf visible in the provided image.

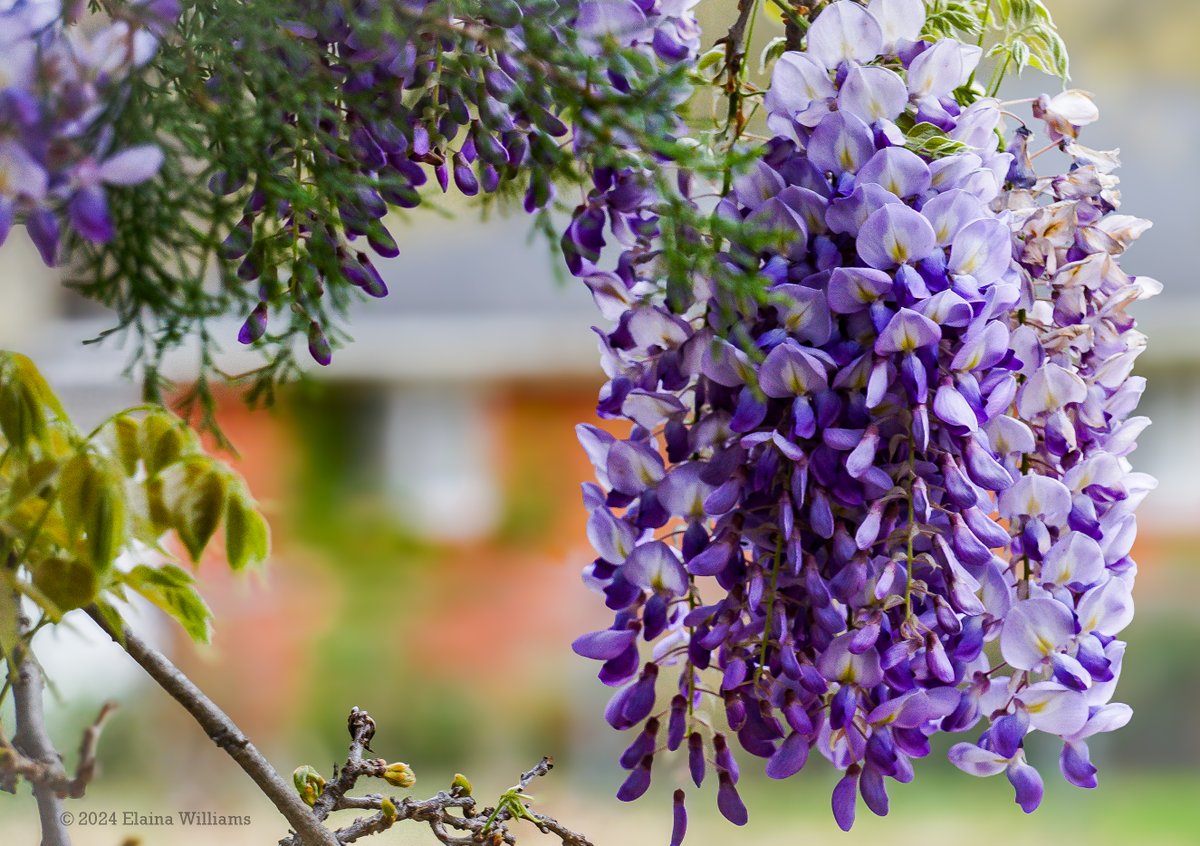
[122,564,213,643]
[139,413,185,475]
[59,453,99,543]
[90,597,128,645]
[31,556,99,615]
[12,353,68,419]
[173,461,229,563]
[224,493,270,571]
[1010,40,1031,74]
[0,575,19,660]
[904,122,969,159]
[0,380,45,449]
[58,453,126,573]
[112,415,143,476]
[86,472,126,574]
[0,459,59,522]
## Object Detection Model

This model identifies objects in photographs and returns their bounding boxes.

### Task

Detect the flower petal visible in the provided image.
[806,1,883,68]
[858,204,936,268]
[1000,598,1074,671]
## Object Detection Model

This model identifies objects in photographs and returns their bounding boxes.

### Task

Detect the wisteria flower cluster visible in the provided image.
[0,0,171,264]
[571,0,1155,836]
[222,0,700,364]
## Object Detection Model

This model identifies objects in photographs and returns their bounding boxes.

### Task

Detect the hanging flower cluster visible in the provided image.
[947,88,1158,805]
[0,0,171,264]
[226,0,700,363]
[571,0,1155,836]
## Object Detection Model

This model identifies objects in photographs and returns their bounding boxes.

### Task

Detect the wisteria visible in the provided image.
[0,0,170,263]
[211,0,701,364]
[571,0,1155,835]
[0,0,1158,842]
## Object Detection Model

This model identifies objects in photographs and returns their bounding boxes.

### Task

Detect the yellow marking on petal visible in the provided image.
[839,143,855,171]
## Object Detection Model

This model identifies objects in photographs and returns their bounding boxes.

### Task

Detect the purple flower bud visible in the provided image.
[307,321,332,366]
[1006,759,1044,814]
[989,711,1030,759]
[453,154,479,196]
[832,767,860,832]
[572,627,638,661]
[1059,741,1097,789]
[667,694,687,751]
[670,790,687,846]
[238,302,268,345]
[687,732,705,787]
[716,771,748,826]
[766,731,810,779]
[617,755,653,802]
[619,719,659,769]
[621,663,659,726]
[713,733,739,783]
[860,765,889,817]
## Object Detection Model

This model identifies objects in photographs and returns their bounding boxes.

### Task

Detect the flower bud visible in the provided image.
[292,766,325,806]
[382,762,416,789]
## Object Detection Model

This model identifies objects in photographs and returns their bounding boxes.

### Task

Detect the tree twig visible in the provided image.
[719,0,759,144]
[9,606,71,846]
[84,606,339,846]
[281,710,592,846]
[0,702,116,799]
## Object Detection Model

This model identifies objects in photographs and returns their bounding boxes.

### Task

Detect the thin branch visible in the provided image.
[84,606,339,846]
[0,702,116,799]
[719,0,759,144]
[307,706,383,821]
[281,711,592,846]
[9,605,70,846]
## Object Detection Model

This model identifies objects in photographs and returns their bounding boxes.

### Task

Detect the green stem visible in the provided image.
[768,0,810,35]
[904,424,917,621]
[756,533,785,686]
[965,0,992,89]
[987,51,1013,97]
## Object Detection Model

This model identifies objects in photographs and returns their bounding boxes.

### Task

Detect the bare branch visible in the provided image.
[0,702,116,800]
[719,0,759,141]
[8,604,71,846]
[282,710,592,846]
[84,606,339,846]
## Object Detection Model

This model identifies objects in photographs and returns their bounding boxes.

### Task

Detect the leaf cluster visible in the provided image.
[0,352,268,651]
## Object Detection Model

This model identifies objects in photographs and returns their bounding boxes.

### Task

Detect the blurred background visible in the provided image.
[2,1,1199,843]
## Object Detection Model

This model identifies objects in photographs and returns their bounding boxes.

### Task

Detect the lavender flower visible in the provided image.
[0,1,169,261]
[217,0,699,364]
[570,1,1155,836]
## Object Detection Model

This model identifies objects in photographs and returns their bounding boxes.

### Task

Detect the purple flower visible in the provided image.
[568,2,1154,834]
